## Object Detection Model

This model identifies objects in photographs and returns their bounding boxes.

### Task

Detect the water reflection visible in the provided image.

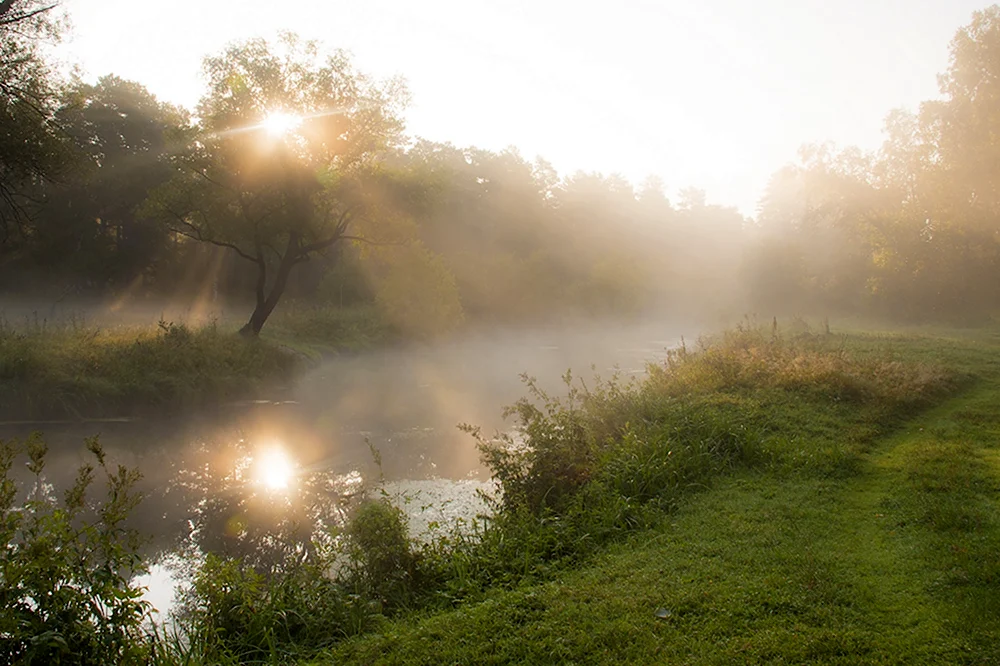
[167,435,361,573]
[253,444,296,491]
[0,319,690,615]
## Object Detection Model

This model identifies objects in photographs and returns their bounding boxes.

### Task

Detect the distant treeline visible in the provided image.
[3,2,1000,332]
[749,6,1000,323]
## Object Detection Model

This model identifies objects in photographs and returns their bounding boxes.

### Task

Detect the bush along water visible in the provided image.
[0,324,959,664]
[0,435,152,665]
[438,322,957,596]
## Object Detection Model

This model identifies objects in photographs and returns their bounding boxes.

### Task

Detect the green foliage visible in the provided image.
[315,252,374,308]
[372,244,465,339]
[445,324,955,597]
[176,550,375,664]
[0,434,153,665]
[265,303,393,353]
[0,327,978,665]
[748,8,1000,323]
[13,76,188,289]
[0,0,71,239]
[345,498,419,608]
[323,328,1000,666]
[143,33,414,335]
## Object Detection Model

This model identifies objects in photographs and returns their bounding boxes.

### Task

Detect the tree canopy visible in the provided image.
[145,34,417,335]
[0,0,69,242]
[7,8,1000,333]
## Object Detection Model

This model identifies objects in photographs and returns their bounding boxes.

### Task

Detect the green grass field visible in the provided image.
[316,328,1000,665]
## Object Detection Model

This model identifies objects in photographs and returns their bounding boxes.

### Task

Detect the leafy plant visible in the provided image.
[0,434,153,665]
[344,498,418,610]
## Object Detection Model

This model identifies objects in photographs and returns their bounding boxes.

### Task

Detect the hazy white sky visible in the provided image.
[55,0,986,215]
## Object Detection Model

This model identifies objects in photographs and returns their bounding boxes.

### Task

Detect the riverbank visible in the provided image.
[319,328,1000,664]
[0,319,298,420]
[5,322,998,664]
[0,304,402,420]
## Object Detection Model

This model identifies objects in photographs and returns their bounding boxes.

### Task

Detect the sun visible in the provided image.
[254,446,296,490]
[261,111,302,138]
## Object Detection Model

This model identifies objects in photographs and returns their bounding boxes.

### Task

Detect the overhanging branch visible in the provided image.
[0,2,58,26]
[165,207,258,263]
[340,235,406,247]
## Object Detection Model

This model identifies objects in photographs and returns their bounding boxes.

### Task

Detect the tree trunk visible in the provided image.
[239,237,300,337]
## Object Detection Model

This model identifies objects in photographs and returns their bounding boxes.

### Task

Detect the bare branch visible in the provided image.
[0,2,58,26]
[164,207,259,263]
[340,235,406,247]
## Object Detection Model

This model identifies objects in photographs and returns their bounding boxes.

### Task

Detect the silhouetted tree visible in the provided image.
[0,0,70,244]
[23,77,186,288]
[145,34,415,335]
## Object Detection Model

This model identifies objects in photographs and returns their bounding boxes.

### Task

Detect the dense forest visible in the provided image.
[5,3,1000,336]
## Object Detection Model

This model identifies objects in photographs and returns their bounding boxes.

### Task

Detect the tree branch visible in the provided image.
[188,165,236,193]
[0,2,58,26]
[340,235,406,247]
[164,207,259,263]
[297,205,359,255]
[173,227,259,263]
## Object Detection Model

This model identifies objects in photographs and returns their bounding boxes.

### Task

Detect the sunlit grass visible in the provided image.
[0,318,297,419]
[320,328,1000,665]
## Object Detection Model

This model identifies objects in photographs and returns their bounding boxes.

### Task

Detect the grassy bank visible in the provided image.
[6,322,999,664]
[317,328,1000,665]
[0,304,398,420]
[264,304,397,359]
[0,319,298,420]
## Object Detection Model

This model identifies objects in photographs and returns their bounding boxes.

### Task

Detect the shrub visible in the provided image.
[0,434,153,665]
[449,322,954,597]
[176,550,376,664]
[344,498,418,610]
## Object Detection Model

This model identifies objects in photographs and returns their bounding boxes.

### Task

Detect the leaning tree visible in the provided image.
[145,34,414,335]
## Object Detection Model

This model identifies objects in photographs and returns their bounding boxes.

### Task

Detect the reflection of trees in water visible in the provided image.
[165,435,363,573]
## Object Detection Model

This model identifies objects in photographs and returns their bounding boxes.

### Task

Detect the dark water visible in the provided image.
[1,319,690,616]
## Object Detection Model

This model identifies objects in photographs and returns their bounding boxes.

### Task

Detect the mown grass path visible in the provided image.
[321,332,1000,665]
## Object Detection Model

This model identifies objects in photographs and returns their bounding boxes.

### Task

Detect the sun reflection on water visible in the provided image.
[253,445,296,491]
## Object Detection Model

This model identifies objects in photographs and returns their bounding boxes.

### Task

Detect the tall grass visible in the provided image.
[0,318,298,419]
[651,322,955,405]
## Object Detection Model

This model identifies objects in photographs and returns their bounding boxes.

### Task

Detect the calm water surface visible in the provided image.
[2,319,691,616]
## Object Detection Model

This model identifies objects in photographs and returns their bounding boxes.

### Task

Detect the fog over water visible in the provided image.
[0,312,698,616]
[1,313,693,480]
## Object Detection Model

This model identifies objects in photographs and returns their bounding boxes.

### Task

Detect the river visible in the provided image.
[0,317,694,617]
